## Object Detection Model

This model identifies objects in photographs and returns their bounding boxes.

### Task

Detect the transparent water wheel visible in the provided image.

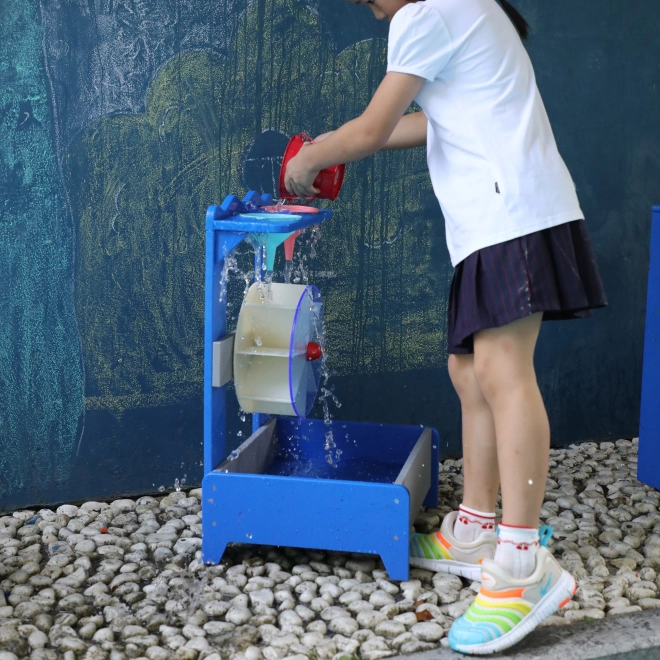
[234,283,324,417]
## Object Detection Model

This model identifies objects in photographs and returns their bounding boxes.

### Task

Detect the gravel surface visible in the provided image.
[1,438,659,660]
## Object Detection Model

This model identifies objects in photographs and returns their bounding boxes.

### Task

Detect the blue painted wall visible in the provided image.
[1,0,658,511]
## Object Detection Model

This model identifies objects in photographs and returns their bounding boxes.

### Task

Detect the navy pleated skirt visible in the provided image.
[447,220,608,354]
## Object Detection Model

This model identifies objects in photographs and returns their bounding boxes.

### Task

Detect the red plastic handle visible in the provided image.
[306,342,323,361]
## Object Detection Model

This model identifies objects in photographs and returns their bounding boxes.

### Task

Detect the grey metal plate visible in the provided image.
[395,428,432,521]
[214,418,277,475]
[212,333,235,388]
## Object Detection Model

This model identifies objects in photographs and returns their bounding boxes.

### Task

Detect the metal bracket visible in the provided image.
[212,334,235,388]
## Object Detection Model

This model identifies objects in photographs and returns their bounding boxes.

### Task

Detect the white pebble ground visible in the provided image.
[1,438,659,660]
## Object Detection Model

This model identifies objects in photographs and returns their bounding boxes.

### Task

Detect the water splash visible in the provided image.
[219,247,253,307]
[222,221,342,464]
[290,225,321,285]
[309,291,342,466]
[174,478,181,492]
[181,572,210,619]
[259,269,274,303]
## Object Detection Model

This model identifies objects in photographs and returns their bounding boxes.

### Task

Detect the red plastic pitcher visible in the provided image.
[279,133,345,200]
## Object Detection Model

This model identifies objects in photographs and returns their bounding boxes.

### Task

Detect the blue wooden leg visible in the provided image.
[380,534,411,581]
[202,540,228,566]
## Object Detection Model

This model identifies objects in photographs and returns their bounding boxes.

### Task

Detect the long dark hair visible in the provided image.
[407,0,530,41]
[498,0,530,40]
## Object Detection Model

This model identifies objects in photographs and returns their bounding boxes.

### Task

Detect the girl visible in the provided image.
[284,0,607,654]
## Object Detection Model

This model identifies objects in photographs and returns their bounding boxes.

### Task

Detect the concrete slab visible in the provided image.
[392,609,660,660]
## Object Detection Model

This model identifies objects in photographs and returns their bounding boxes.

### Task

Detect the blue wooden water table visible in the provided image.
[639,206,660,489]
[201,191,439,580]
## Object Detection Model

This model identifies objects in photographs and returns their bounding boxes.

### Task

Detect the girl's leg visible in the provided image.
[449,314,578,654]
[472,313,548,528]
[409,353,499,576]
[448,354,499,514]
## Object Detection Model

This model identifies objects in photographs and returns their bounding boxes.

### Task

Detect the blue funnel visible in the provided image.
[242,213,300,271]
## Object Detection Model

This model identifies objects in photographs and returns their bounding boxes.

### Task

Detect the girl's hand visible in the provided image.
[284,143,321,198]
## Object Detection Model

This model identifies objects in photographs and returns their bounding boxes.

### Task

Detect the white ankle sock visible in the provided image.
[494,524,540,579]
[453,505,496,544]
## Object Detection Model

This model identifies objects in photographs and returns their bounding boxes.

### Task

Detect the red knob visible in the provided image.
[306,342,322,361]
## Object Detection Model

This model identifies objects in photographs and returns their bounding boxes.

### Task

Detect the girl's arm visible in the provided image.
[316,112,427,151]
[381,111,427,151]
[284,72,425,198]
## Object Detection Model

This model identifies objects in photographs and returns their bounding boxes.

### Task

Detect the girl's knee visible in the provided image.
[473,351,535,404]
[448,353,469,383]
[448,354,481,402]
[472,353,500,401]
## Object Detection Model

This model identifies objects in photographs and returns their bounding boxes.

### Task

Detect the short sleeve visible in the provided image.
[387,4,454,82]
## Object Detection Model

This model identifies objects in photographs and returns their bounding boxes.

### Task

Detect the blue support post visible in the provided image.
[203,227,244,474]
[639,206,660,488]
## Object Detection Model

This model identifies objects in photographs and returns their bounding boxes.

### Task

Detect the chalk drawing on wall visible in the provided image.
[0,0,85,505]
[63,0,448,425]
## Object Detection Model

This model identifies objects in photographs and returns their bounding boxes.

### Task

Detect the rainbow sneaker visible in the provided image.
[409,511,497,581]
[448,529,577,655]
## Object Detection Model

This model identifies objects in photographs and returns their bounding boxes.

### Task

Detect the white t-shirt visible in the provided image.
[387,0,584,266]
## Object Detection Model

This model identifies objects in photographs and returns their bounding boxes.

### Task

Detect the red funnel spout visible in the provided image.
[284,229,304,262]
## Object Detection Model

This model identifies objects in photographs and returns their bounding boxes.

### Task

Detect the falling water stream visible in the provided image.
[220,207,342,468]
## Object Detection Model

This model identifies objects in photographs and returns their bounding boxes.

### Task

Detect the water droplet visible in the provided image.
[174,478,181,492]
[228,450,239,461]
[240,414,246,422]
[237,431,243,437]
[246,533,253,539]
[255,336,262,347]
[158,485,165,493]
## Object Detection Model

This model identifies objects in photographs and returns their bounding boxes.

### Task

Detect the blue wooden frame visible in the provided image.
[638,206,660,488]
[201,191,439,580]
